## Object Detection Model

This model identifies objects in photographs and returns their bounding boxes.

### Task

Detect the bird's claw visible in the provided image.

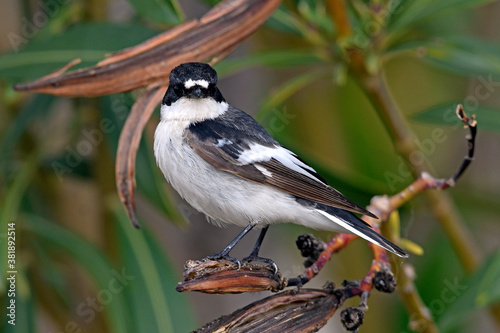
[241,255,278,274]
[204,254,241,270]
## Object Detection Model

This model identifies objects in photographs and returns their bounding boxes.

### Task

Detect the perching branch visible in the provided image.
[180,106,475,332]
[289,103,477,288]
[176,259,286,294]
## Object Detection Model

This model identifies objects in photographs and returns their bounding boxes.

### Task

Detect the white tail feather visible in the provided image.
[316,210,407,258]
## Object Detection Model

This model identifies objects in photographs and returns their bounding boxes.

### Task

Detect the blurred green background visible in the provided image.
[1,0,500,332]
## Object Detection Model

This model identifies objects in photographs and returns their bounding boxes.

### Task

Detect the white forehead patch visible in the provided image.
[184,79,209,89]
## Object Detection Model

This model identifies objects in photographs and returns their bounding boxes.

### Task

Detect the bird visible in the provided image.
[154,62,408,269]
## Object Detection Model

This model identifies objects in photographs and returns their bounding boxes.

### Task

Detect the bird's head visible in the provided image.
[164,62,225,106]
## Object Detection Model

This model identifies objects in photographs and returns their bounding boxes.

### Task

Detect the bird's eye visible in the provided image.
[173,85,180,90]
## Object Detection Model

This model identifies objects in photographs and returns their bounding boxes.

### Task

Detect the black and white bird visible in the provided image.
[154,62,408,267]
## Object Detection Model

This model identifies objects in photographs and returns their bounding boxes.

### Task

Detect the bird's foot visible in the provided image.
[241,254,278,274]
[203,253,241,270]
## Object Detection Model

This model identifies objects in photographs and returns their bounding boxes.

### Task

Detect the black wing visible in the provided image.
[184,106,377,218]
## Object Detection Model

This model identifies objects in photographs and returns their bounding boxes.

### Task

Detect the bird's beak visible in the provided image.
[188,87,203,99]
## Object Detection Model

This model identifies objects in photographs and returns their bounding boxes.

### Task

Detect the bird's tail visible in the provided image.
[316,207,408,258]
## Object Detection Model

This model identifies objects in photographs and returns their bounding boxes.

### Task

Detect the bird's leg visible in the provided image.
[245,225,269,258]
[242,226,278,274]
[205,223,256,269]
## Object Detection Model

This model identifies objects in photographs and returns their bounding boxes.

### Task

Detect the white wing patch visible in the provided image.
[184,79,209,89]
[216,138,233,147]
[255,165,272,177]
[237,143,275,164]
[237,143,323,183]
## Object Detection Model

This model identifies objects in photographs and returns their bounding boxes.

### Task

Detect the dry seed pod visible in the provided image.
[176,259,286,294]
[195,287,343,333]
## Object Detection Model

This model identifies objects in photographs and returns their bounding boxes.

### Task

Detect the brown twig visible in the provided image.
[13,0,281,97]
[370,104,477,220]
[327,0,352,38]
[290,233,356,287]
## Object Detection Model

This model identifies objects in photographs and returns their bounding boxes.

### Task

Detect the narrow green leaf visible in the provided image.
[31,242,73,306]
[389,0,496,32]
[126,0,184,25]
[214,50,325,77]
[142,220,197,331]
[22,214,131,333]
[266,6,305,36]
[111,200,177,333]
[0,94,55,163]
[0,23,159,80]
[475,250,500,306]
[411,103,500,132]
[438,249,500,332]
[0,153,40,293]
[257,70,328,122]
[389,37,500,79]
[296,1,334,36]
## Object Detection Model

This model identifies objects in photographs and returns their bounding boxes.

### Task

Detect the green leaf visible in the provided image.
[0,23,159,80]
[266,5,328,46]
[389,0,496,32]
[111,200,195,332]
[125,0,183,25]
[0,94,55,164]
[141,218,197,331]
[476,251,500,307]
[266,6,305,36]
[22,214,131,333]
[214,50,325,77]
[388,36,500,79]
[438,249,500,332]
[0,153,40,293]
[257,70,328,122]
[296,1,334,36]
[411,103,500,132]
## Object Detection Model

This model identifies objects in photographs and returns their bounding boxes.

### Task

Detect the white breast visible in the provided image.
[153,99,312,228]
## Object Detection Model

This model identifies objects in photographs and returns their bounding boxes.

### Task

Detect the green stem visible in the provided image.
[326,1,500,329]
[382,218,439,333]
[357,71,482,272]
